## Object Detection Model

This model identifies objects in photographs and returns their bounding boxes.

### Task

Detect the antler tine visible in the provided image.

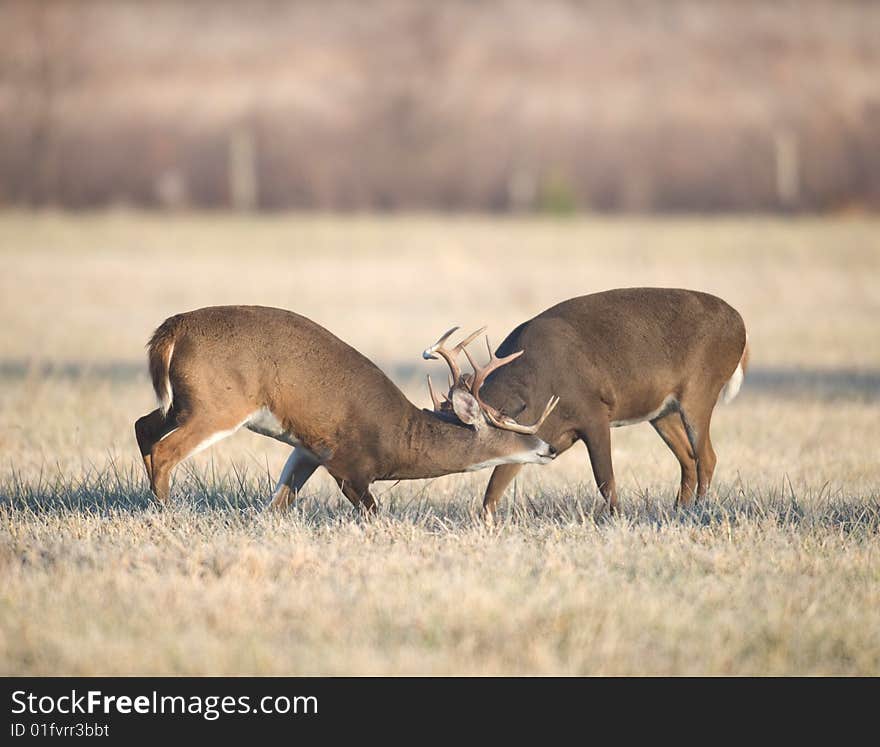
[422,326,458,362]
[536,395,561,428]
[422,326,459,357]
[456,326,486,352]
[482,394,561,435]
[464,339,523,400]
[461,337,560,434]
[423,325,487,385]
[426,374,443,411]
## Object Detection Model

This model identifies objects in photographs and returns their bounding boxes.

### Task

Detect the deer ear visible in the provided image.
[450,388,483,427]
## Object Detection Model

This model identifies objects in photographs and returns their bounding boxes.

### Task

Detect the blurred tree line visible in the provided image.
[1,0,878,212]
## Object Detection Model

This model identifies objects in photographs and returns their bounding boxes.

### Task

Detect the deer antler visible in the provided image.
[426,374,447,411]
[422,326,486,386]
[464,336,560,434]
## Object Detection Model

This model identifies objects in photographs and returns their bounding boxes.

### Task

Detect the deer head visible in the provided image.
[422,326,559,433]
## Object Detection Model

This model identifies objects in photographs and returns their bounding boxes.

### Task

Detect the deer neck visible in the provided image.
[388,406,496,480]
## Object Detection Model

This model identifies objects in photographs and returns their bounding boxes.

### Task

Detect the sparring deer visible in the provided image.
[423,288,749,519]
[134,306,559,510]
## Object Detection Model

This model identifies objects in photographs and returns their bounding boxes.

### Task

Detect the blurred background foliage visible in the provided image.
[1,0,878,213]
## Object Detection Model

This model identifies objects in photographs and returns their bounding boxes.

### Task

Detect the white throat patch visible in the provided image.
[466,449,549,472]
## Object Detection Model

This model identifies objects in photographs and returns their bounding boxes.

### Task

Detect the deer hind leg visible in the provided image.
[148,410,249,502]
[677,394,719,504]
[269,448,321,510]
[696,429,717,498]
[579,412,618,513]
[135,408,177,481]
[651,410,697,507]
[482,463,524,523]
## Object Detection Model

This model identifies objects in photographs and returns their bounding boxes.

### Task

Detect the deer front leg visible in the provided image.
[334,478,378,514]
[269,448,321,510]
[579,412,618,513]
[482,463,524,524]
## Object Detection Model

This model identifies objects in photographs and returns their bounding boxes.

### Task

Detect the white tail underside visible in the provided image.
[720,361,744,404]
[720,333,749,404]
[158,341,174,415]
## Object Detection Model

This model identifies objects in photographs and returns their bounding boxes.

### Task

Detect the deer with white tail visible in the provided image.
[134,306,559,511]
[423,288,749,519]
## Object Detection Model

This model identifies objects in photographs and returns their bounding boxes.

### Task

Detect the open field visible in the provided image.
[1,212,879,674]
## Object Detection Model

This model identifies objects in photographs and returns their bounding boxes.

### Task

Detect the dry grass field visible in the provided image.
[1,212,879,675]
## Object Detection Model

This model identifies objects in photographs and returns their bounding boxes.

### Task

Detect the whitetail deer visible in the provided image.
[134,306,558,510]
[424,289,749,519]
